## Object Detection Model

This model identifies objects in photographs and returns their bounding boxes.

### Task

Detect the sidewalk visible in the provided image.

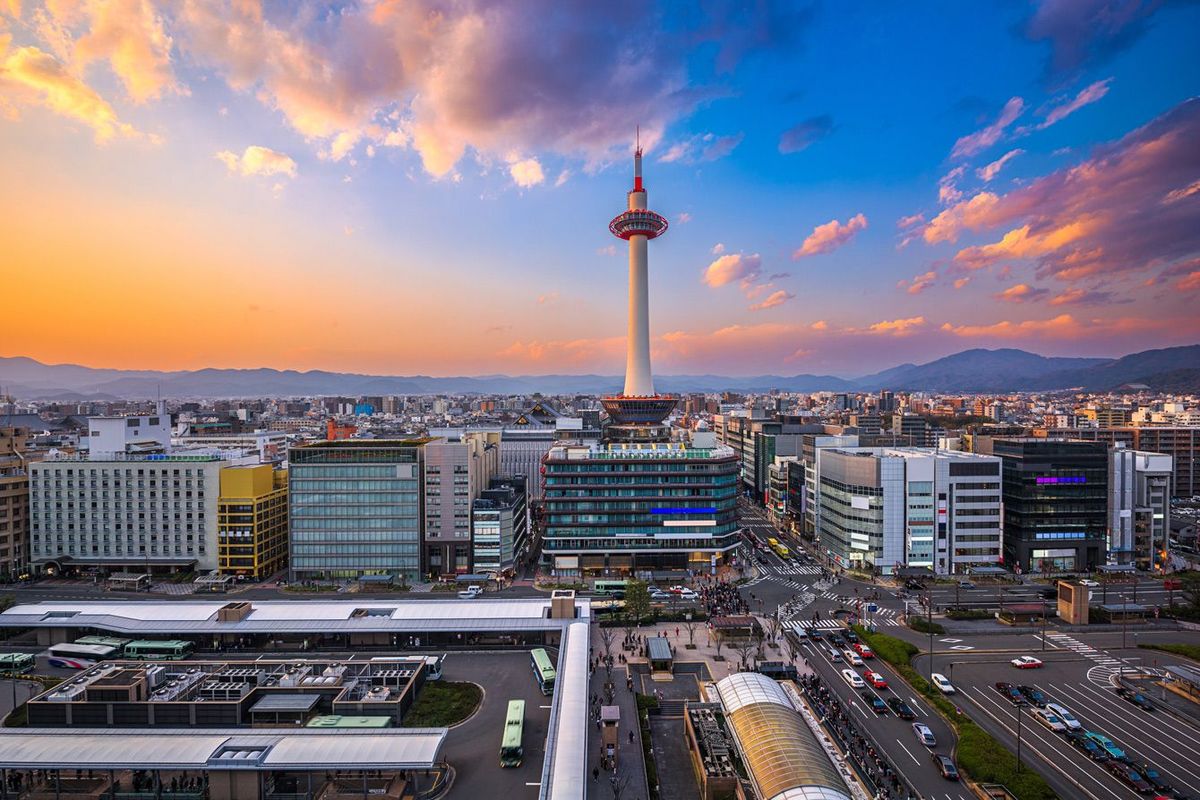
[587,627,650,800]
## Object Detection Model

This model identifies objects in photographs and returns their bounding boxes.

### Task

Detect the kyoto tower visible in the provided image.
[602,132,677,441]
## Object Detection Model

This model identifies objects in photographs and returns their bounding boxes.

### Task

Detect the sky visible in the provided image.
[1,0,1198,379]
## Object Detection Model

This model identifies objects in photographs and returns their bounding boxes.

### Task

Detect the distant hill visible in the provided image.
[1,344,1197,399]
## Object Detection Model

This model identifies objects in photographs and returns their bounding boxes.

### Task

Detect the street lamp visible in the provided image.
[1041,600,1048,652]
[927,588,935,683]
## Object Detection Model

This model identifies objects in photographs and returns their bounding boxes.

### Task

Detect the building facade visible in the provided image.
[1108,448,1172,571]
[992,438,1109,574]
[1037,426,1199,499]
[471,476,528,576]
[0,427,32,579]
[30,454,228,574]
[541,432,740,575]
[288,440,428,582]
[422,432,500,578]
[816,448,1002,576]
[217,464,289,579]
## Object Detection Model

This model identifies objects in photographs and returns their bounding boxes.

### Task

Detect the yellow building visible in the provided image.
[218,465,288,580]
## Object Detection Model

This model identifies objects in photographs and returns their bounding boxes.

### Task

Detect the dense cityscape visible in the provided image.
[2,1,1200,799]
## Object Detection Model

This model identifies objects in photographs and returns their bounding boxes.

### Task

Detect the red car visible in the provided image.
[865,671,888,689]
[1010,656,1043,669]
[854,643,875,659]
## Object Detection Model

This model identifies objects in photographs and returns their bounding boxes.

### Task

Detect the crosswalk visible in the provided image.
[785,618,901,631]
[1043,631,1165,685]
[773,564,824,576]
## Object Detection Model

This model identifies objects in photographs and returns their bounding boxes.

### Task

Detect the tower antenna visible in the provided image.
[636,125,641,155]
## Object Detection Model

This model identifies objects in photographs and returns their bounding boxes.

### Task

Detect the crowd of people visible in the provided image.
[799,674,914,800]
[700,580,749,618]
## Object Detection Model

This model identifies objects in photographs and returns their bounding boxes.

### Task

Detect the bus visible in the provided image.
[123,640,194,660]
[500,699,526,768]
[530,648,556,695]
[593,579,628,597]
[0,653,34,675]
[74,636,131,652]
[46,643,119,669]
[768,538,790,559]
[369,655,444,681]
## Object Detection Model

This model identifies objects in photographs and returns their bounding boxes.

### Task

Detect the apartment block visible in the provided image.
[422,432,499,578]
[217,464,289,580]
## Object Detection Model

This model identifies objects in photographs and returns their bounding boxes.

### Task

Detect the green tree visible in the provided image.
[625,579,652,623]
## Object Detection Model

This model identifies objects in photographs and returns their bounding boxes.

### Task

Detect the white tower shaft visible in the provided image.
[623,182,655,397]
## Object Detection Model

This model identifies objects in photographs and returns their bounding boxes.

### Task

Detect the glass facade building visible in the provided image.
[992,438,1108,573]
[540,436,740,575]
[288,440,428,582]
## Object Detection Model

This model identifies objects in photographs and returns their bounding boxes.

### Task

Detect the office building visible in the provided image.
[30,453,231,574]
[471,476,528,576]
[1108,448,1172,570]
[0,427,33,579]
[288,439,429,582]
[1037,426,1199,499]
[422,432,500,578]
[85,408,171,456]
[992,438,1109,573]
[801,432,860,539]
[217,464,289,580]
[816,447,1002,576]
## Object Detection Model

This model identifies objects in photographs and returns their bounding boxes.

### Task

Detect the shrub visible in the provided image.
[1139,642,1200,662]
[908,617,945,634]
[945,607,993,620]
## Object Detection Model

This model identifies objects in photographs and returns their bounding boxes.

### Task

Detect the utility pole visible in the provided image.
[1041,600,1048,651]
[1015,704,1024,772]
[927,588,935,682]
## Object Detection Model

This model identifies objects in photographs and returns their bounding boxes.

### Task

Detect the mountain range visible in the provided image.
[1,344,1197,400]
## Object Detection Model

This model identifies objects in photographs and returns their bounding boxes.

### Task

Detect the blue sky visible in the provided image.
[1,0,1198,377]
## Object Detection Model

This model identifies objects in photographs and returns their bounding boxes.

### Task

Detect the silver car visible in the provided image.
[913,723,936,747]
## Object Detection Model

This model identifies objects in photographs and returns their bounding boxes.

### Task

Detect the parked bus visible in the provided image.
[123,640,193,660]
[593,579,628,597]
[0,653,34,675]
[74,636,131,651]
[368,655,444,680]
[46,642,119,669]
[500,699,526,768]
[530,648,556,695]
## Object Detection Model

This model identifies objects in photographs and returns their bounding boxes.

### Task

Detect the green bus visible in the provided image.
[500,699,525,768]
[123,640,194,660]
[0,653,34,675]
[593,579,628,597]
[530,648,556,695]
[74,636,131,651]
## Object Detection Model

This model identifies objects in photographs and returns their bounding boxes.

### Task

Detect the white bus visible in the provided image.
[369,655,443,681]
[46,642,119,670]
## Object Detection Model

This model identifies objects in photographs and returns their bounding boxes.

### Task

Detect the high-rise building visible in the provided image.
[217,464,289,579]
[288,439,429,582]
[1037,426,1199,499]
[1108,448,1172,571]
[471,476,528,577]
[422,432,500,578]
[540,141,740,576]
[992,438,1109,574]
[816,448,1002,576]
[0,427,33,579]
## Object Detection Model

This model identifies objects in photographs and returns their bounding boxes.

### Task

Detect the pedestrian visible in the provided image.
[593,767,599,781]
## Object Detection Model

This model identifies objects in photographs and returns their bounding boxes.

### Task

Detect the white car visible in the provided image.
[1045,703,1082,731]
[842,668,865,688]
[930,673,955,694]
[1079,579,1100,587]
[843,649,864,666]
[1033,709,1067,732]
[1011,656,1044,669]
[678,589,699,601]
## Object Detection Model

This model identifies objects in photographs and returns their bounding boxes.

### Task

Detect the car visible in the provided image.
[853,643,875,659]
[824,645,842,662]
[807,628,824,641]
[1138,765,1173,794]
[843,629,859,644]
[1085,731,1129,762]
[457,585,484,599]
[1017,685,1047,707]
[843,649,864,666]
[865,671,889,690]
[1045,703,1082,731]
[958,580,975,589]
[931,753,959,781]
[1037,586,1059,599]
[1065,731,1109,761]
[1116,687,1155,711]
[1105,762,1152,793]
[930,673,955,694]
[912,723,937,746]
[995,682,1027,705]
[888,698,916,719]
[1079,579,1100,587]
[827,633,846,647]
[678,589,699,601]
[1011,656,1044,669]
[1033,709,1067,732]
[842,669,865,688]
[904,579,926,590]
[860,691,888,714]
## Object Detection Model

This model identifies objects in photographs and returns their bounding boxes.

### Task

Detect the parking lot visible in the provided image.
[793,625,970,800]
[914,648,1200,799]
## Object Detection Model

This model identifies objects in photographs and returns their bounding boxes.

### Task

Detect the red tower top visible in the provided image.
[610,130,668,241]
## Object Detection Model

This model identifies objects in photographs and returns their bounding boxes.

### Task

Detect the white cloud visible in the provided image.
[216,145,297,178]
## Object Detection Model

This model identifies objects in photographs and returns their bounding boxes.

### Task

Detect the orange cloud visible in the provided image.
[749,289,794,311]
[953,219,1096,269]
[951,96,1023,159]
[72,0,184,103]
[940,314,1167,340]
[703,253,762,287]
[898,270,937,295]
[976,149,1023,182]
[867,316,926,336]
[995,283,1048,303]
[1178,271,1200,292]
[0,44,151,142]
[793,213,867,258]
[216,145,297,178]
[923,192,1001,244]
[507,155,545,187]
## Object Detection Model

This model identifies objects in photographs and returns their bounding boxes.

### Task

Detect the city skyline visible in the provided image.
[2,1,1199,376]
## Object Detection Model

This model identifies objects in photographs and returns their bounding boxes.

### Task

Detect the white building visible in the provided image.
[85,409,171,457]
[173,429,288,464]
[817,447,1003,576]
[1108,447,1173,570]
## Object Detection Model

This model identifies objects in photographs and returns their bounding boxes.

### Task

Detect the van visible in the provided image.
[824,644,842,662]
[458,585,483,599]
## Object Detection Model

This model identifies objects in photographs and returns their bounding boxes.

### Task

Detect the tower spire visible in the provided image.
[634,126,643,192]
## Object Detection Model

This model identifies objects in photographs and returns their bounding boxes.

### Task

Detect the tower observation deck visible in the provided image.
[603,136,676,441]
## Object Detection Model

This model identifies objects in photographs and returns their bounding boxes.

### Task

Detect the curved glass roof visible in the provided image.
[715,673,851,800]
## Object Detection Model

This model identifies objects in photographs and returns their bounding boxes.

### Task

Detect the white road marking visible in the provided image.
[910,696,929,717]
[894,738,921,765]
